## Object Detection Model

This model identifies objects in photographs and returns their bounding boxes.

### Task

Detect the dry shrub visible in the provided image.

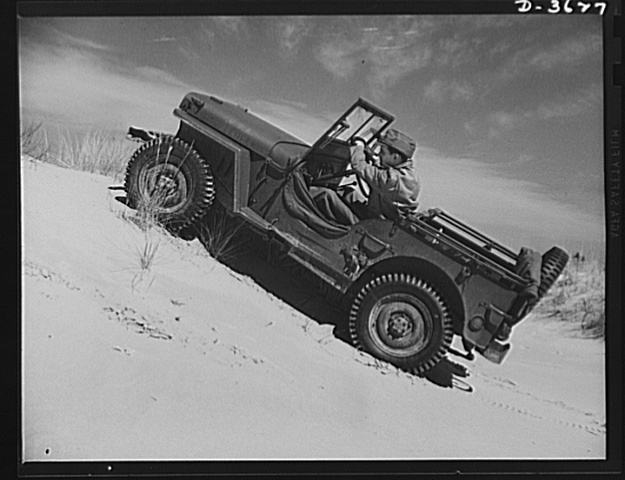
[193,205,246,263]
[21,120,136,181]
[534,255,605,339]
[20,121,51,161]
[55,128,136,181]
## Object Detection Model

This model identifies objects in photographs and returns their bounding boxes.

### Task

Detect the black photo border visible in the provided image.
[12,0,623,477]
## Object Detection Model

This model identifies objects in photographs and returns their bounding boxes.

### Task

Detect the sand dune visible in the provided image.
[21,157,605,461]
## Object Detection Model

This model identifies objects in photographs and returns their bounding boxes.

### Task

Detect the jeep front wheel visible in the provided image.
[349,273,453,375]
[124,135,215,231]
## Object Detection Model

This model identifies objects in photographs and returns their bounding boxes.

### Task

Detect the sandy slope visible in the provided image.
[21,158,605,461]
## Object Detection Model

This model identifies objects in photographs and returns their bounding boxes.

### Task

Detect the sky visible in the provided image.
[18,12,606,257]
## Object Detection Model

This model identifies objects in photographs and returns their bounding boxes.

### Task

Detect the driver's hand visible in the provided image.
[351,137,366,148]
[369,152,382,166]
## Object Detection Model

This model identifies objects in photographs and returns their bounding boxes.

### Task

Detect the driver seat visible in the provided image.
[282,169,354,238]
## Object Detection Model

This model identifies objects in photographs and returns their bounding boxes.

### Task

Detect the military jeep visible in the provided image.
[124,92,569,375]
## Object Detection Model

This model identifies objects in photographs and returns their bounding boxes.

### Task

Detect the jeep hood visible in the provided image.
[175,92,310,170]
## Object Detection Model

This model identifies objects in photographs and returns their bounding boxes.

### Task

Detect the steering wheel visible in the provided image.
[312,166,369,202]
[309,136,373,199]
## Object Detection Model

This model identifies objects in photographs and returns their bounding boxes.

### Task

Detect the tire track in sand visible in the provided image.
[473,371,605,437]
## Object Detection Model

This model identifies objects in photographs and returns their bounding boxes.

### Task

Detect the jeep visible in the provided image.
[123,92,569,374]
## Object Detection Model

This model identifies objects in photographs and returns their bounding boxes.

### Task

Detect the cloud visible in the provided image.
[434,35,484,69]
[500,33,602,79]
[208,17,248,36]
[178,45,202,63]
[272,17,312,58]
[19,40,197,133]
[528,34,602,69]
[466,15,538,30]
[466,82,602,139]
[243,99,331,144]
[416,148,604,253]
[47,25,112,51]
[314,17,435,99]
[314,38,363,79]
[486,110,520,137]
[534,83,602,121]
[367,43,432,99]
[152,36,178,43]
[197,17,249,45]
[424,79,474,103]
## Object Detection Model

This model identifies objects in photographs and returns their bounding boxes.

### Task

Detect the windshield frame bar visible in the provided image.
[303,98,395,162]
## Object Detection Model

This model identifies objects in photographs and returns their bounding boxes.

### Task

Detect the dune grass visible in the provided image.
[534,256,605,339]
[54,128,136,181]
[20,120,136,181]
[20,121,52,162]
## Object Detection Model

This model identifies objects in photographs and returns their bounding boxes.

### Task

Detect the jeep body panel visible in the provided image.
[177,92,308,172]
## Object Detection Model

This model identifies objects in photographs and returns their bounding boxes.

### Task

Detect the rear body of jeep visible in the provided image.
[125,91,568,372]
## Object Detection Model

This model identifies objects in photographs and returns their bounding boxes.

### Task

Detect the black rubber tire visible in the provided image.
[124,135,214,231]
[349,273,453,375]
[528,246,569,308]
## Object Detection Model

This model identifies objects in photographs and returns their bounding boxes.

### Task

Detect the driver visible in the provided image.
[310,128,420,225]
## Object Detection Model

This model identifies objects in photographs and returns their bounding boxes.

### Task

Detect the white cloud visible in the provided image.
[467,15,537,30]
[243,99,331,144]
[208,17,248,37]
[197,17,249,47]
[416,148,604,253]
[152,36,178,43]
[314,38,363,79]
[528,34,602,69]
[535,83,602,121]
[471,82,601,139]
[47,25,112,51]
[434,35,484,69]
[500,33,602,79]
[424,79,474,103]
[19,41,197,133]
[367,43,432,99]
[273,17,312,57]
[314,17,435,99]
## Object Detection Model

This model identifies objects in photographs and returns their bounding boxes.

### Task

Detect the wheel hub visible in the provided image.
[155,173,178,196]
[139,163,189,213]
[387,312,414,339]
[367,293,433,357]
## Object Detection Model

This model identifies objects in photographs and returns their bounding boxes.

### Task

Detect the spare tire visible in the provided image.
[124,135,215,231]
[528,246,569,308]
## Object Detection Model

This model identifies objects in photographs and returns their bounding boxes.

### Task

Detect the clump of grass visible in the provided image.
[131,232,160,292]
[21,120,136,180]
[195,207,245,263]
[20,120,51,162]
[534,254,605,339]
[55,128,136,181]
[110,182,168,291]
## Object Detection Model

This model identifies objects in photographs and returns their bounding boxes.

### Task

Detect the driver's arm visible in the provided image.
[350,143,397,192]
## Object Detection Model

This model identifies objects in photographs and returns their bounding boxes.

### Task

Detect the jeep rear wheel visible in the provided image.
[124,135,215,231]
[349,273,453,375]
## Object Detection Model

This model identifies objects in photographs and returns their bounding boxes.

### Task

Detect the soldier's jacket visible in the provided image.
[350,145,421,219]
